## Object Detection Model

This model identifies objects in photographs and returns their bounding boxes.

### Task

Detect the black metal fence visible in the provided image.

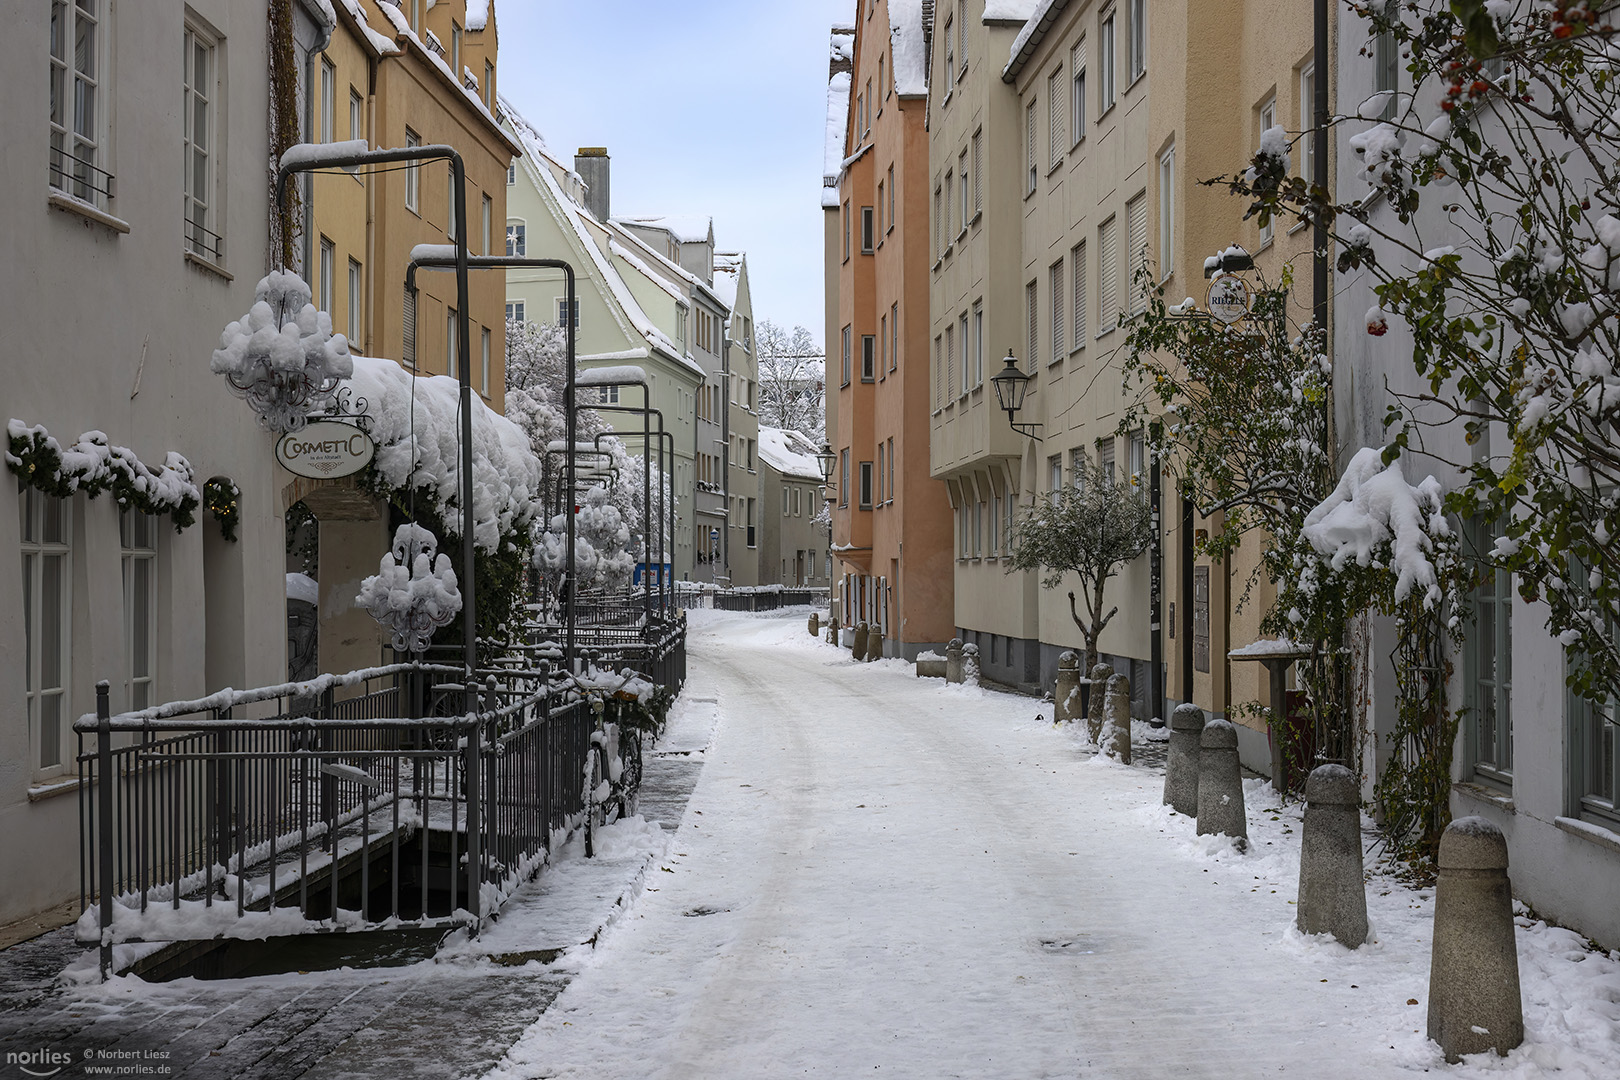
[713,587,820,612]
[72,622,685,979]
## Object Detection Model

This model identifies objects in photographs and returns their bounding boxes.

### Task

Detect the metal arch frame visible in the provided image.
[589,402,677,621]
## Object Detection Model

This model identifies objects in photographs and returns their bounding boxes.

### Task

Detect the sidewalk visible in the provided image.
[0,694,717,1080]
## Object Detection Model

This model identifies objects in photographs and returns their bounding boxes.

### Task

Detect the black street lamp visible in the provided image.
[815,443,837,486]
[991,350,1043,441]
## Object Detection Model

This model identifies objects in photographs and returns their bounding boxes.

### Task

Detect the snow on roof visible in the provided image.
[1004,0,1067,81]
[830,29,854,62]
[984,0,1042,20]
[823,70,852,207]
[609,240,689,306]
[1227,638,1313,660]
[711,253,743,310]
[610,224,730,314]
[305,0,337,29]
[466,0,490,32]
[576,365,649,387]
[334,0,402,56]
[617,215,712,245]
[758,427,824,482]
[373,0,514,147]
[890,0,928,96]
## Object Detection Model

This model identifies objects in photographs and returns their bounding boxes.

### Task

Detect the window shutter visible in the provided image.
[1026,280,1038,371]
[1072,241,1087,345]
[403,286,417,366]
[1026,102,1037,193]
[972,130,982,213]
[945,324,955,399]
[1048,70,1064,168]
[1127,193,1148,314]
[1051,260,1066,361]
[1099,218,1117,329]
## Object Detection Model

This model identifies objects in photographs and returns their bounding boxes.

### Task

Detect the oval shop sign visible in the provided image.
[275,420,376,480]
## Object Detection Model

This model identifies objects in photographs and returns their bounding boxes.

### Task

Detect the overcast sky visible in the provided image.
[497,0,855,350]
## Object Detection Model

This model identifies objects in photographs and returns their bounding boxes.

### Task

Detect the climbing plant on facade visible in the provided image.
[6,420,201,530]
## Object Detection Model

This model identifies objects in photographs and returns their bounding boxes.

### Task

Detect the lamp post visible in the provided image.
[815,442,837,603]
[990,350,1043,441]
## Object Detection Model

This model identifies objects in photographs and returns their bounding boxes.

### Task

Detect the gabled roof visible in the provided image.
[759,427,824,482]
[1002,0,1069,82]
[363,1,521,154]
[608,220,731,315]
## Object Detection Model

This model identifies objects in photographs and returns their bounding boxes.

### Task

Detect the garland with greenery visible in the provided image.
[203,476,240,542]
[6,421,200,531]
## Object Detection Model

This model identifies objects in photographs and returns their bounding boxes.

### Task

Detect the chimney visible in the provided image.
[575,147,610,222]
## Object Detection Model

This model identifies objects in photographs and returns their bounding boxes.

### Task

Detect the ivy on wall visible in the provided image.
[6,420,200,531]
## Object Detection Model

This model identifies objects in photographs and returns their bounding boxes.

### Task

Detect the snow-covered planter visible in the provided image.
[357,523,462,654]
[211,271,354,434]
[6,420,200,530]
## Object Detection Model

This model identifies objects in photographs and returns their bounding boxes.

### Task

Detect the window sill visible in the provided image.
[943,242,954,259]
[956,228,967,244]
[1047,161,1064,178]
[185,251,234,281]
[1287,218,1310,236]
[49,191,130,234]
[1455,781,1515,814]
[861,247,874,256]
[932,258,943,272]
[1024,186,1036,202]
[1071,136,1085,152]
[970,210,983,226]
[1555,815,1620,856]
[28,777,81,803]
[860,377,875,384]
[1098,102,1117,123]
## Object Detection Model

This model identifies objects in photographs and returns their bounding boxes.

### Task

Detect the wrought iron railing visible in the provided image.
[184,217,226,263]
[49,146,115,205]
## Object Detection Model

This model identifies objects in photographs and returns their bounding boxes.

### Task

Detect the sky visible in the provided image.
[496,0,856,351]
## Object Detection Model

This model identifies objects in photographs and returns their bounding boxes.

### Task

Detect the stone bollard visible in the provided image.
[1296,764,1369,948]
[852,621,868,661]
[1100,673,1132,764]
[866,627,884,662]
[1085,663,1114,744]
[809,612,819,636]
[1163,703,1206,816]
[827,616,840,645]
[1054,652,1081,723]
[945,638,965,684]
[1428,817,1523,1063]
[1195,719,1247,843]
[962,642,981,684]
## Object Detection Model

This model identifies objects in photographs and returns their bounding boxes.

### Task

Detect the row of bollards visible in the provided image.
[1155,701,1522,1062]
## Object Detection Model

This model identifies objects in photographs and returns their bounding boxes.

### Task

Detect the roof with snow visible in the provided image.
[1003,0,1068,82]
[758,427,824,482]
[361,2,518,152]
[616,215,713,245]
[711,252,744,311]
[889,0,929,97]
[983,0,1043,21]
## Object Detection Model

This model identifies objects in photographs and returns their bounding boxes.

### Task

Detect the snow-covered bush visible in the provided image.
[6,420,200,530]
[211,271,353,433]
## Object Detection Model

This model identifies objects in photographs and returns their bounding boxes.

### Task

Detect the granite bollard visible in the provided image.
[852,621,868,661]
[1085,663,1114,744]
[809,612,819,636]
[945,638,965,684]
[866,626,884,662]
[1196,719,1247,843]
[962,642,980,684]
[1296,764,1369,947]
[1054,652,1081,723]
[1163,703,1205,816]
[1100,673,1132,764]
[1428,816,1523,1063]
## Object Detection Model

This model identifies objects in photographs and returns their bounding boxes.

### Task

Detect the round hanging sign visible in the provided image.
[275,420,375,479]
[1207,275,1252,325]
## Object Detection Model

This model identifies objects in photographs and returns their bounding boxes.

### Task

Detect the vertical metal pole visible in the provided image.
[1269,659,1289,793]
[464,716,482,923]
[454,160,477,710]
[1313,0,1331,372]
[565,277,578,672]
[643,396,652,622]
[1149,439,1164,725]
[95,681,114,982]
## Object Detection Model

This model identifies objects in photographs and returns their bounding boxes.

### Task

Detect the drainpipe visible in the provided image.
[365,60,378,356]
[303,12,333,282]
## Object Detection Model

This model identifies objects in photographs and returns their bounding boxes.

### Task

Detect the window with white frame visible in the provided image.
[1098,216,1118,331]
[945,323,955,398]
[50,0,109,206]
[1375,1,1398,120]
[933,335,942,409]
[945,170,954,238]
[1299,64,1316,182]
[842,325,852,386]
[482,193,492,254]
[944,15,955,90]
[348,258,362,339]
[1025,101,1038,194]
[1050,259,1066,362]
[484,60,493,105]
[1048,68,1065,169]
[959,150,969,232]
[21,486,72,778]
[1099,437,1117,485]
[1070,447,1088,489]
[891,302,899,371]
[506,300,524,324]
[880,312,887,373]
[971,131,982,215]
[1129,0,1146,82]
[1100,9,1117,112]
[1026,280,1038,371]
[1071,240,1087,348]
[1159,147,1175,277]
[405,128,421,211]
[972,300,984,386]
[183,24,221,261]
[481,326,491,394]
[1048,455,1063,498]
[876,442,885,503]
[1259,97,1277,247]
[958,312,969,397]
[844,199,852,260]
[1072,38,1087,142]
[320,57,335,143]
[888,164,896,229]
[887,437,894,501]
[1128,429,1145,487]
[451,21,461,75]
[350,86,365,147]
[506,221,526,257]
[120,509,157,712]
[991,494,1001,555]
[447,173,457,241]
[557,296,579,329]
[1127,191,1148,313]
[958,0,968,73]
[507,162,516,185]
[446,307,458,379]
[319,237,334,312]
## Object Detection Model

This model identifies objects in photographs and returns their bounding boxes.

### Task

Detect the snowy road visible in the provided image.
[488,610,1544,1080]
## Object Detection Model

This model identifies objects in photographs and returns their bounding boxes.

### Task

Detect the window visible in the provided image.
[1072,39,1087,142]
[1374,1,1399,121]
[879,312,887,373]
[321,58,335,142]
[1070,448,1089,489]
[958,312,969,396]
[888,164,896,230]
[1049,454,1063,496]
[861,206,874,252]
[991,495,1001,555]
[876,443,885,503]
[408,0,422,31]
[944,16,955,90]
[405,128,420,211]
[506,300,525,324]
[876,180,884,235]
[20,487,71,777]
[1159,148,1175,277]
[447,172,457,241]
[933,335,943,409]
[348,258,362,339]
[1128,430,1145,487]
[120,510,157,713]
[878,54,885,106]
[887,437,895,503]
[446,307,458,379]
[1466,519,1513,783]
[945,323,955,399]
[859,462,874,508]
[1099,437,1117,485]
[50,0,108,206]
[1098,216,1118,332]
[1071,240,1088,348]
[958,0,968,73]
[507,162,516,185]
[404,286,417,365]
[1300,64,1316,182]
[795,487,802,516]
[1100,10,1117,112]
[973,500,983,557]
[959,150,969,231]
[1048,68,1065,169]
[1026,280,1038,372]
[1129,0,1146,82]
[350,90,365,171]
[1258,98,1277,246]
[843,200,852,261]
[840,451,849,507]
[971,130,982,215]
[481,326,491,394]
[1127,191,1148,314]
[862,334,876,380]
[506,221,526,257]
[482,194,492,254]
[485,60,494,106]
[451,21,461,75]
[934,184,943,257]
[1025,101,1038,195]
[319,237,334,312]
[1050,259,1066,362]
[183,25,220,261]
[842,326,852,385]
[557,297,580,330]
[891,302,899,371]
[972,300,984,386]
[677,306,687,353]
[945,170,954,238]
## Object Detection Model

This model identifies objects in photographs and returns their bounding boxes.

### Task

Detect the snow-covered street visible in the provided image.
[485,609,1620,1080]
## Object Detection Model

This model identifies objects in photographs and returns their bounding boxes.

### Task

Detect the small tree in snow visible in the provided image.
[1004,465,1153,673]
[755,320,825,442]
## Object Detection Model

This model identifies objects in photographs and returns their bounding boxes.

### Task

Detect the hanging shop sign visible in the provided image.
[1206,274,1253,325]
[275,420,375,479]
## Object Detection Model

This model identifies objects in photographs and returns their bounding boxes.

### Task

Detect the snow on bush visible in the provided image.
[211,271,354,433]
[534,484,634,591]
[6,420,201,529]
[356,523,462,654]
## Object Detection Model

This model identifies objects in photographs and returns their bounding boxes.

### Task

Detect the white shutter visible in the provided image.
[946,324,955,399]
[1072,241,1087,345]
[1049,70,1065,168]
[1050,260,1065,360]
[1026,280,1038,371]
[972,130,983,213]
[1127,193,1148,315]
[1026,102,1037,193]
[1099,218,1117,329]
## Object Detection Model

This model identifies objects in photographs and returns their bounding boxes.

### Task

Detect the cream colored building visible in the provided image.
[714,251,761,587]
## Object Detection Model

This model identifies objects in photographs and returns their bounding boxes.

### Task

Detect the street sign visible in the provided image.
[275,420,375,479]
[1207,275,1252,324]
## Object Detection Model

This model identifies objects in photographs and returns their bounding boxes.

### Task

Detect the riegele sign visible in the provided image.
[1206,274,1252,325]
[275,420,375,479]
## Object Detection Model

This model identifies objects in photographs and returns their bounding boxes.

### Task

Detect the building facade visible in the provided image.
[714,251,762,587]
[825,0,956,658]
[759,428,830,588]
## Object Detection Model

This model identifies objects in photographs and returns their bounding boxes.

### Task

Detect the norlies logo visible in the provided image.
[6,1048,72,1077]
